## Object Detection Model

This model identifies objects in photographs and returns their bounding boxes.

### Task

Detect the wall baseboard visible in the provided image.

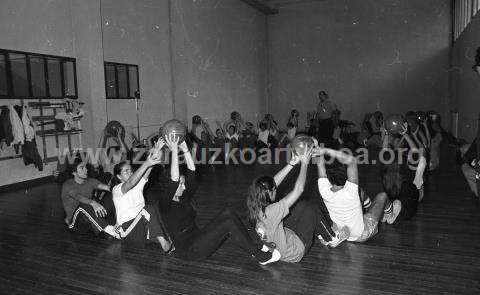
[0,176,55,193]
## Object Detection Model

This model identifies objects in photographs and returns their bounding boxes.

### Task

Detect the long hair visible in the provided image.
[381,162,403,198]
[246,176,276,224]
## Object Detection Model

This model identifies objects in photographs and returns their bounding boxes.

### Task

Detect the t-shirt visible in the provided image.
[112,178,147,225]
[258,130,269,145]
[256,199,305,262]
[317,178,364,241]
[316,100,335,120]
[61,178,101,223]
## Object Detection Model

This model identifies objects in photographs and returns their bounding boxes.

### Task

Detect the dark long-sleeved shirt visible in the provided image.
[154,170,198,242]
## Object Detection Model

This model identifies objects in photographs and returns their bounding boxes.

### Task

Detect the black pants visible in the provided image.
[317,118,334,144]
[395,181,419,221]
[284,200,335,253]
[120,205,170,248]
[68,194,116,234]
[175,208,260,260]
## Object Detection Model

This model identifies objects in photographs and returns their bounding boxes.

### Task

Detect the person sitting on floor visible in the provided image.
[460,137,480,199]
[111,139,172,251]
[150,133,280,264]
[265,114,280,148]
[246,147,338,263]
[225,125,240,148]
[256,121,270,152]
[316,147,402,243]
[62,158,119,239]
[288,109,300,129]
[279,121,297,147]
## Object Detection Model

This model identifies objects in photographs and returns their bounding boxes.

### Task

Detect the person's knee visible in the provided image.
[375,192,388,203]
[78,203,94,215]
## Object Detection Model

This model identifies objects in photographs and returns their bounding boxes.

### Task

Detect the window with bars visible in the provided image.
[454,0,480,41]
[0,49,77,99]
[104,61,140,99]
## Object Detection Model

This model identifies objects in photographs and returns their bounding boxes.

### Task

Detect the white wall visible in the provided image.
[101,0,174,140]
[170,0,268,128]
[451,13,480,141]
[0,0,76,185]
[0,0,268,186]
[268,0,452,129]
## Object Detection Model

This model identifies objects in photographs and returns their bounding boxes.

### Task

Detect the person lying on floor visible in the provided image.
[246,147,338,263]
[316,147,402,244]
[111,139,172,251]
[152,133,280,265]
[62,158,119,239]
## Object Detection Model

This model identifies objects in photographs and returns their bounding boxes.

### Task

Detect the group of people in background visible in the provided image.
[57,89,478,266]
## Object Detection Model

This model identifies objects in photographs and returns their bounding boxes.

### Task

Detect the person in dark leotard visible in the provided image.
[154,134,280,265]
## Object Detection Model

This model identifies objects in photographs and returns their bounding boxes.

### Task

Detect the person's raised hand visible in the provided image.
[289,151,300,166]
[400,122,408,135]
[179,141,189,153]
[156,137,166,150]
[165,133,179,152]
[146,147,163,166]
[300,146,314,165]
[312,146,325,158]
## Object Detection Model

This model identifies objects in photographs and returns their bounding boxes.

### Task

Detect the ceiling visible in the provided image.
[240,0,326,15]
[262,0,326,9]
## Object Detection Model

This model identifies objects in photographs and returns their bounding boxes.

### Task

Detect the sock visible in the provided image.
[363,197,372,210]
[384,203,393,215]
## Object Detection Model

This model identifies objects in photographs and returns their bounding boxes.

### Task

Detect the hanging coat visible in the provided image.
[9,105,24,145]
[22,138,43,171]
[21,106,36,141]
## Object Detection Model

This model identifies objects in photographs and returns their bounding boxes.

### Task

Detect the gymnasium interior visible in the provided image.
[0,0,479,294]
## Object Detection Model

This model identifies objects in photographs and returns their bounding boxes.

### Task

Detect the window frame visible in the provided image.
[104,61,140,99]
[0,48,78,99]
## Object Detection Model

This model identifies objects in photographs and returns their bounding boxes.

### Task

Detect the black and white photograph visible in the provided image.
[0,0,479,294]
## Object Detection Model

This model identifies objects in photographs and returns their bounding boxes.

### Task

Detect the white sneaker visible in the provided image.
[317,235,329,246]
[259,249,281,265]
[104,225,121,239]
[328,226,349,248]
[385,200,402,224]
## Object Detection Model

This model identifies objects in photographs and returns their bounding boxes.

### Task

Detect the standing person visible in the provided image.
[316,147,402,242]
[111,139,172,250]
[426,112,443,171]
[62,159,119,239]
[153,134,280,264]
[246,148,339,263]
[190,115,204,143]
[460,115,480,199]
[316,91,338,144]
